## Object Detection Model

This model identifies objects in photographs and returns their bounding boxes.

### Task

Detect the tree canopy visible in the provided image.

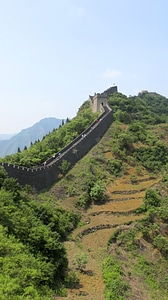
[0,170,80,298]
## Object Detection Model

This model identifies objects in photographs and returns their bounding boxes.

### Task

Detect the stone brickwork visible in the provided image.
[0,88,116,190]
[89,85,117,113]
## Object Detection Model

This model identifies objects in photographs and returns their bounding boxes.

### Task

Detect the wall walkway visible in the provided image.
[0,105,113,191]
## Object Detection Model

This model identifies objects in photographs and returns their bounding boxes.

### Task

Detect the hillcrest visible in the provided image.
[89,85,117,112]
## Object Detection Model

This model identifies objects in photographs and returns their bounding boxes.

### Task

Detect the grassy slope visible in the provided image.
[1,92,168,299]
[43,120,168,300]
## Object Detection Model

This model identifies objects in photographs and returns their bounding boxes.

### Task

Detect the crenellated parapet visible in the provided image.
[0,88,115,191]
[89,85,117,113]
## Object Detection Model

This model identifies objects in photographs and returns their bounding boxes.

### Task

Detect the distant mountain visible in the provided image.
[0,118,64,157]
[0,133,17,140]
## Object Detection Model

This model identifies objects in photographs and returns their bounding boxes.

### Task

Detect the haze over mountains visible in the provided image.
[0,133,17,140]
[0,117,64,157]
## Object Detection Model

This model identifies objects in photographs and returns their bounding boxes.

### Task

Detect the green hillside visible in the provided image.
[0,118,65,158]
[1,91,168,299]
[0,101,97,167]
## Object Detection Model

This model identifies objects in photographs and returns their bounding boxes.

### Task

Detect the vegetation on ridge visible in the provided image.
[0,91,168,299]
[0,101,98,167]
[0,168,80,299]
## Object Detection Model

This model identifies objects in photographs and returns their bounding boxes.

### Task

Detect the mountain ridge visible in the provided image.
[0,117,65,157]
[1,91,168,299]
[0,133,17,140]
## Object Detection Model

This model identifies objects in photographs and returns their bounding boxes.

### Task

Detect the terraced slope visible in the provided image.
[54,165,161,300]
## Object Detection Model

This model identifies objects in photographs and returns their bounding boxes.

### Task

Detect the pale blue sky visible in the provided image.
[0,0,168,133]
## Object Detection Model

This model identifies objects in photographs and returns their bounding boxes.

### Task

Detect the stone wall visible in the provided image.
[0,105,113,191]
[90,85,117,113]
[91,93,108,113]
[103,85,118,97]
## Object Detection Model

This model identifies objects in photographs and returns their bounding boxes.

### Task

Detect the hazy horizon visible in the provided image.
[1,0,168,133]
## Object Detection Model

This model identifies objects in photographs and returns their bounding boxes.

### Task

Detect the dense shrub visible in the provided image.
[134,142,168,172]
[89,180,106,203]
[103,256,130,300]
[106,159,123,176]
[143,189,161,209]
[0,178,80,298]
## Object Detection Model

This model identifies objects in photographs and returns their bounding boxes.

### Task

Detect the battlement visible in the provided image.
[90,85,117,112]
[103,85,118,97]
[0,87,115,191]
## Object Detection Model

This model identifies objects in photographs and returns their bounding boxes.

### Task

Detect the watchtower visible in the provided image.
[89,85,117,113]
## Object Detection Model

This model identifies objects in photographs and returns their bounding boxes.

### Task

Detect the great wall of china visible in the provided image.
[0,86,117,190]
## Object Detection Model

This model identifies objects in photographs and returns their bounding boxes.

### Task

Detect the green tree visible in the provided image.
[0,225,53,299]
[89,180,106,202]
[0,166,7,187]
[103,256,130,300]
[0,187,80,296]
[2,177,21,201]
[106,159,122,176]
[128,121,147,142]
[118,133,134,153]
[153,235,168,258]
[59,160,71,175]
[143,188,161,209]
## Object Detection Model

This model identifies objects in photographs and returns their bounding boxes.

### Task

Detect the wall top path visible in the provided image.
[0,87,117,190]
